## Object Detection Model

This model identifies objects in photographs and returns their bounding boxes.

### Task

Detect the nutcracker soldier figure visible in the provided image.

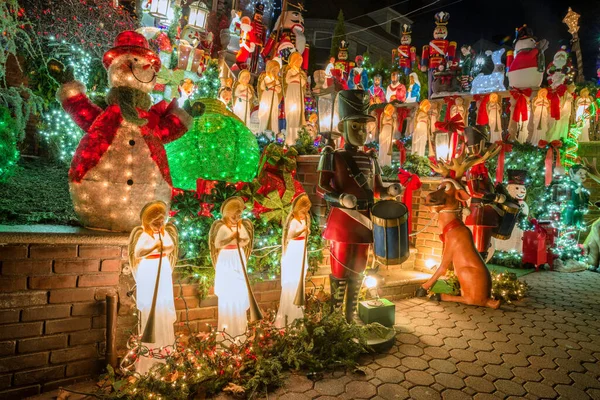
[334,40,353,82]
[249,3,267,73]
[262,0,309,69]
[421,11,457,96]
[392,24,417,77]
[317,90,402,322]
[463,127,504,259]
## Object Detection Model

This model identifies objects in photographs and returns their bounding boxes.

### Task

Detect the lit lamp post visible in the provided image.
[149,0,171,19]
[434,130,450,162]
[563,7,584,83]
[316,91,340,146]
[188,1,210,31]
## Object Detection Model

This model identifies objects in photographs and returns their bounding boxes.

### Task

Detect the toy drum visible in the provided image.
[371,200,410,265]
[492,201,520,240]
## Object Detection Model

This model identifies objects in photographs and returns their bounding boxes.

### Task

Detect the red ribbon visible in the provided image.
[494,141,513,184]
[546,85,567,120]
[395,140,407,164]
[510,88,532,123]
[538,140,562,186]
[474,94,490,126]
[435,113,465,133]
[443,96,458,121]
[397,169,422,235]
[396,107,411,134]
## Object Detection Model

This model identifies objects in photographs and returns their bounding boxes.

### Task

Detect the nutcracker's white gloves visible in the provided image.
[387,183,403,198]
[340,193,357,208]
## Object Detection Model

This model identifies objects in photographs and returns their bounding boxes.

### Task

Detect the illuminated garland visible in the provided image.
[564,98,599,167]
[0,107,19,183]
[193,60,220,100]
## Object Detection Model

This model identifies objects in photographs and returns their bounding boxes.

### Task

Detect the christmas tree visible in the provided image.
[194,59,221,99]
[330,10,346,58]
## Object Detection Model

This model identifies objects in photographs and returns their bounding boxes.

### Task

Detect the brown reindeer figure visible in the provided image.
[416,149,501,309]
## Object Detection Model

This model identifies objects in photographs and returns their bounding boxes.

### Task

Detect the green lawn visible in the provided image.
[0,158,78,225]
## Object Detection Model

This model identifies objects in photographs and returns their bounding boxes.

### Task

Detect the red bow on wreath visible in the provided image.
[494,141,513,184]
[473,94,490,126]
[397,169,422,235]
[538,140,562,187]
[510,88,532,123]
[435,113,465,133]
[546,85,567,120]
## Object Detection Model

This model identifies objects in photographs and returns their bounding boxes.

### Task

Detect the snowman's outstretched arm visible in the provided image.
[151,98,193,144]
[57,81,103,133]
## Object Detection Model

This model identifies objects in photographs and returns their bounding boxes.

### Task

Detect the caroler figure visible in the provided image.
[284,52,307,146]
[379,104,397,167]
[209,197,255,340]
[486,93,503,142]
[275,194,312,328]
[257,60,282,134]
[575,88,592,142]
[317,90,401,322]
[233,70,255,126]
[128,201,178,375]
[529,88,550,144]
[411,99,431,157]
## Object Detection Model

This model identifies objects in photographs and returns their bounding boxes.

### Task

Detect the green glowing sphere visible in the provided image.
[166,99,260,189]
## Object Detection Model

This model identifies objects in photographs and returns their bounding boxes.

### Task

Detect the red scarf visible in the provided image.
[538,140,562,186]
[546,85,567,120]
[510,88,532,123]
[473,94,490,126]
[495,142,513,184]
[397,169,422,235]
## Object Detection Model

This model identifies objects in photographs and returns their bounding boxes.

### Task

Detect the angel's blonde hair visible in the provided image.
[293,194,312,213]
[140,201,167,230]
[220,197,245,216]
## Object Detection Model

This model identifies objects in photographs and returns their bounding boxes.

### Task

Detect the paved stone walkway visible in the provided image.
[264,270,600,400]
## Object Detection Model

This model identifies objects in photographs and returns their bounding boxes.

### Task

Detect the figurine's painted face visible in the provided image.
[239,71,251,85]
[571,169,587,184]
[148,215,165,233]
[224,204,244,225]
[329,57,335,64]
[537,88,548,100]
[455,97,463,106]
[409,75,414,85]
[433,25,448,40]
[554,53,567,68]
[356,58,363,67]
[391,72,399,83]
[384,104,394,117]
[460,46,471,56]
[374,76,381,86]
[489,93,499,103]
[108,53,159,93]
[507,184,527,200]
[282,10,304,32]
[220,88,232,103]
[340,120,369,146]
[580,88,590,98]
[437,64,445,72]
[400,34,411,45]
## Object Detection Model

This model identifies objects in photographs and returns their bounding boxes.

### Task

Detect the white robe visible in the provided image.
[214,224,251,340]
[548,93,573,141]
[412,110,429,157]
[233,84,253,126]
[529,98,550,145]
[134,231,176,375]
[487,102,503,143]
[258,75,281,133]
[379,115,395,167]
[575,97,592,142]
[284,69,306,146]
[275,218,307,328]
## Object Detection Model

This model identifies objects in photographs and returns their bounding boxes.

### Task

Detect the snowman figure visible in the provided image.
[495,170,529,253]
[48,31,204,232]
[506,25,548,89]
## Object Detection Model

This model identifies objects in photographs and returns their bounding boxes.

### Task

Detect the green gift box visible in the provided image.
[358,299,395,327]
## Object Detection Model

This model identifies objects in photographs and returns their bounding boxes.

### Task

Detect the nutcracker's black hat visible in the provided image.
[337,90,376,123]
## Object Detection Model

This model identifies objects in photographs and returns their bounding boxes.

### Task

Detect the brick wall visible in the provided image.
[0,239,134,399]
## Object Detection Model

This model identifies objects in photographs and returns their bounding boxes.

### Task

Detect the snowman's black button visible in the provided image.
[127,179,134,186]
[129,140,135,146]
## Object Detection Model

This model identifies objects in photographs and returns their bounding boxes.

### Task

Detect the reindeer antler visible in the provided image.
[583,157,600,184]
[430,143,501,179]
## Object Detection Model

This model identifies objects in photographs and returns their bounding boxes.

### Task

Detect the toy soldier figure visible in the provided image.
[317,90,402,322]
[421,11,457,96]
[262,0,309,69]
[392,24,417,77]
[249,3,266,73]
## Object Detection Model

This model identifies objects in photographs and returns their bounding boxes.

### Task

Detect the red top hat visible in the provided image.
[103,31,161,71]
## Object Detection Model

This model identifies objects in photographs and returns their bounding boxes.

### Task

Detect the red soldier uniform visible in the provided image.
[420,12,457,71]
[317,90,402,322]
[249,3,266,73]
[333,40,353,82]
[392,24,417,76]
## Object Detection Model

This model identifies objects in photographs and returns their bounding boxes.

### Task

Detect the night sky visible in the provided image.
[305,0,599,79]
